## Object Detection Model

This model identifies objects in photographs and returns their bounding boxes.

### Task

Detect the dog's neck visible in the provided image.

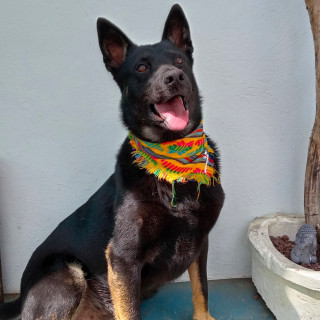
[128,121,220,206]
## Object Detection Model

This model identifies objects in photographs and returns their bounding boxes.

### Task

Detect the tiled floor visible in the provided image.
[141,278,276,320]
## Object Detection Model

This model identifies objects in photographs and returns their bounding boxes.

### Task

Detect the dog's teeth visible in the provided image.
[151,104,161,117]
[181,96,188,110]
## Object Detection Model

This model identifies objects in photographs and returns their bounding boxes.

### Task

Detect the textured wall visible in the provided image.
[0,0,315,293]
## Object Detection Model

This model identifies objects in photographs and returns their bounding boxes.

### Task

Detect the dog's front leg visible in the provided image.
[106,243,141,320]
[188,237,215,320]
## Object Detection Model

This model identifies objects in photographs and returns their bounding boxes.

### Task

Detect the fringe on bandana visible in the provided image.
[128,121,220,206]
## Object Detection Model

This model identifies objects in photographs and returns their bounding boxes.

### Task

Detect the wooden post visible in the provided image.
[305,0,320,241]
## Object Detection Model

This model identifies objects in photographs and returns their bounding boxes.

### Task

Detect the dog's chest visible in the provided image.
[119,174,222,285]
[144,211,199,259]
[141,212,201,285]
[139,182,216,279]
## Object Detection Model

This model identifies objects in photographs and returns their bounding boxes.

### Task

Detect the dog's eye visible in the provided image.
[176,57,183,64]
[137,64,148,72]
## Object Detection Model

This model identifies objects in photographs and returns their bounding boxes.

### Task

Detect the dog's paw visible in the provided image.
[193,313,216,320]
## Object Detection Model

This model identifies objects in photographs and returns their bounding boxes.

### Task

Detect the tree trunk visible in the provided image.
[305,0,320,241]
[0,256,3,303]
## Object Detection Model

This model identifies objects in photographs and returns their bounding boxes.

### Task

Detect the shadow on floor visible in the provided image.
[141,278,276,320]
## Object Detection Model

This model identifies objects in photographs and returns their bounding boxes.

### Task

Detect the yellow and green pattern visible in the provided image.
[128,121,220,205]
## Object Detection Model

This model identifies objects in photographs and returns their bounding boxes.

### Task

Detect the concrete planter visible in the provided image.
[248,213,320,320]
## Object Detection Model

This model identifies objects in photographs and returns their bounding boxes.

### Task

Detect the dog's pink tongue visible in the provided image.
[155,96,189,131]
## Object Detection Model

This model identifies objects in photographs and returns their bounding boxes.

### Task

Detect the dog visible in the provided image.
[0,4,224,320]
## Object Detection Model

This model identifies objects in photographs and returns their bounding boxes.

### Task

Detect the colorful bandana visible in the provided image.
[128,121,220,206]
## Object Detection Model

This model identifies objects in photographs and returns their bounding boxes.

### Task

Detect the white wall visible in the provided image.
[0,0,315,293]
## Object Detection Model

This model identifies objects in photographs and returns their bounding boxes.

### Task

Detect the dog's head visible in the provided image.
[97,4,201,142]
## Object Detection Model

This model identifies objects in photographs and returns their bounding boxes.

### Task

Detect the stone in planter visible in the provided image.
[248,213,320,320]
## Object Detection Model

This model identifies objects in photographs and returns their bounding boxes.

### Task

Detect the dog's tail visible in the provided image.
[0,297,21,319]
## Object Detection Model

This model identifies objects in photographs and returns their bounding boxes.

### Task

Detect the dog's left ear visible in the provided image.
[162,4,193,56]
[97,18,134,75]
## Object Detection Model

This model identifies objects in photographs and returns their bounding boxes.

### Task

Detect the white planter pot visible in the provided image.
[248,213,320,320]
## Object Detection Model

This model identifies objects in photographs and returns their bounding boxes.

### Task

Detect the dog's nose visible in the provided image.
[164,69,185,87]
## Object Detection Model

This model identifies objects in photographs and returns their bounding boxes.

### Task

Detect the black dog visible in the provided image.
[0,4,224,320]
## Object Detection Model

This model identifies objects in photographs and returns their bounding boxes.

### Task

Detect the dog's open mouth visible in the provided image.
[150,95,189,131]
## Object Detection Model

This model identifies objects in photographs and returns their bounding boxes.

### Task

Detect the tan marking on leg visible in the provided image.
[72,284,113,320]
[106,244,131,320]
[72,297,112,320]
[67,263,87,291]
[188,261,215,320]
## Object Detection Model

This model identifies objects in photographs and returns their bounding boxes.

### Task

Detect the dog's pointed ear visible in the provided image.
[97,18,134,74]
[162,4,193,56]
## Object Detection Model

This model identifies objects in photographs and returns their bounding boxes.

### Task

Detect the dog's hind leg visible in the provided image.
[21,263,86,320]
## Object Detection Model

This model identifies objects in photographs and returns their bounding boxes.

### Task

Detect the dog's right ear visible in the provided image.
[97,18,133,74]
